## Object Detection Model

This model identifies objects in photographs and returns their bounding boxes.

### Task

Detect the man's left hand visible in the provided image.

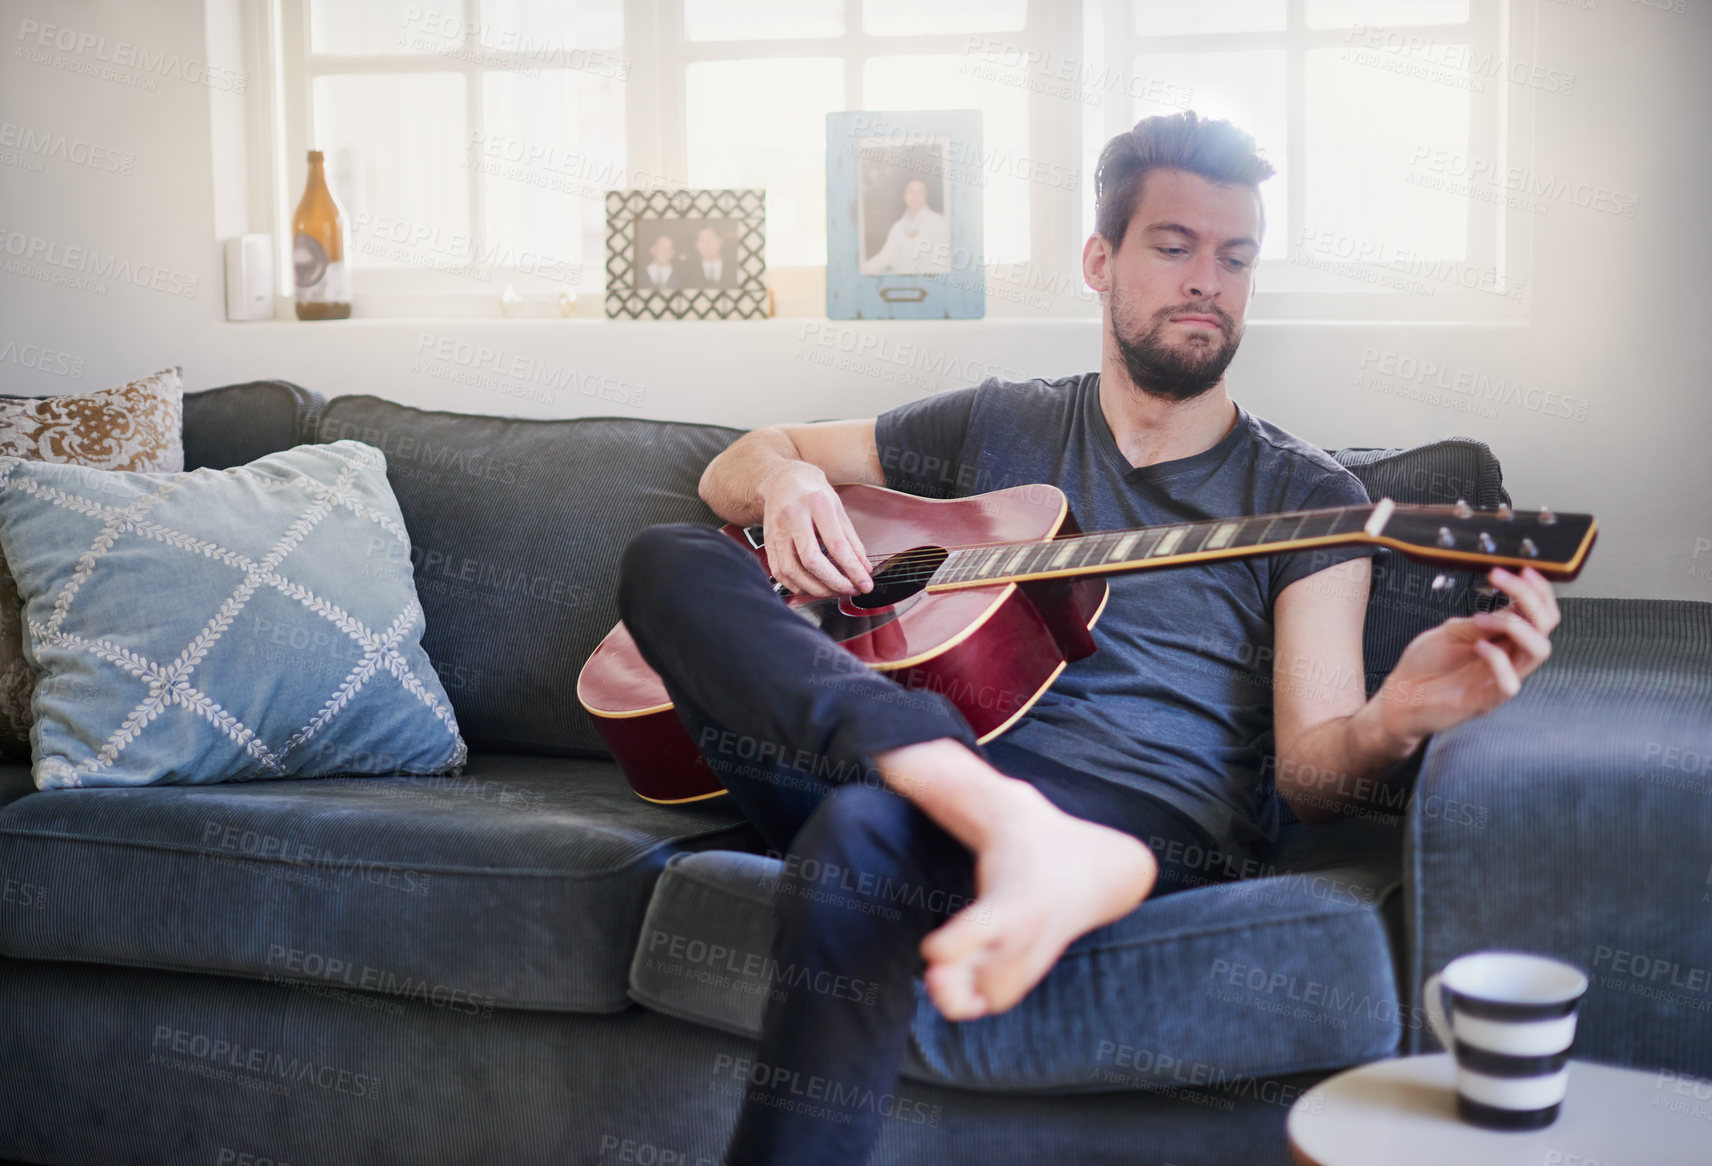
[1375,564,1562,748]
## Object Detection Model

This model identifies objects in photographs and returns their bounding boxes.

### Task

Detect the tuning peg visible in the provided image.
[1477,532,1497,553]
[1520,538,1539,558]
[1436,526,1456,548]
[1538,505,1557,525]
[1495,504,1513,520]
[1431,573,1457,593]
[1453,498,1473,518]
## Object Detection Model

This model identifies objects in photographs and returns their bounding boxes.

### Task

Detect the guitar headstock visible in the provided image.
[1372,500,1597,582]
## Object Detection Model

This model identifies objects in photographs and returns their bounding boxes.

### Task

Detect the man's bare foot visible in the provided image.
[873,738,1161,1023]
[916,781,1158,1019]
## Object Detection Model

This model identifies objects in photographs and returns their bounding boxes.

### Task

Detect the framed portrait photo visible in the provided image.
[605,188,768,320]
[826,109,984,320]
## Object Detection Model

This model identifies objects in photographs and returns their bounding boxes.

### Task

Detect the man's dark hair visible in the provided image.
[1093,111,1276,250]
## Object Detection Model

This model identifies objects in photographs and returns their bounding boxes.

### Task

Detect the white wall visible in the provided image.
[2,0,1708,599]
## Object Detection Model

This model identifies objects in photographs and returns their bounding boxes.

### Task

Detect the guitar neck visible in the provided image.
[930,502,1387,590]
[925,496,1598,587]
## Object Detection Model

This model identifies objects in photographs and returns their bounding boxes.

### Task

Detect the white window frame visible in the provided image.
[248,0,1534,321]
[1094,0,1536,322]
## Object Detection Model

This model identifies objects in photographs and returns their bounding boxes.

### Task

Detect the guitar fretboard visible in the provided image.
[930,503,1377,588]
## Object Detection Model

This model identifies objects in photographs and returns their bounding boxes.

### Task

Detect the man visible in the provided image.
[862,176,952,274]
[618,111,1559,1166]
[684,223,737,289]
[641,231,684,291]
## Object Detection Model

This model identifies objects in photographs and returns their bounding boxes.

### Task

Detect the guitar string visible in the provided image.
[836,532,1368,587]
[793,503,1544,587]
[813,541,1517,591]
[828,505,1373,582]
[830,504,1367,563]
[808,496,1424,561]
[839,545,1347,588]
[823,500,1480,562]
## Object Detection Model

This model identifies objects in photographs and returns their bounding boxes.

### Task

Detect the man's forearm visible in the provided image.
[1277,692,1426,824]
[698,426,816,525]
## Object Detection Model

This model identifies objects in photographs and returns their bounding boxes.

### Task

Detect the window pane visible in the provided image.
[685,58,845,265]
[481,0,624,50]
[1306,1,1468,29]
[684,0,843,41]
[1131,52,1285,258]
[864,0,1026,36]
[312,74,470,271]
[1130,1,1284,36]
[1305,46,1467,261]
[864,54,1031,265]
[479,70,628,291]
[313,0,466,56]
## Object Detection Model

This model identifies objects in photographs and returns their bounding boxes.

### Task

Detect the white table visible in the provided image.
[1288,1054,1708,1166]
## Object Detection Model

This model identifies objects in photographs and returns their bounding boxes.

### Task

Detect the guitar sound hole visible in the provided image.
[849,545,947,610]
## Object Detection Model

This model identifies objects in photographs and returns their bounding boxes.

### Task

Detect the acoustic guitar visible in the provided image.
[577,483,1597,803]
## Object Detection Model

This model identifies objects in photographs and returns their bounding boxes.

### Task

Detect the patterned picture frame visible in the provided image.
[604,188,768,320]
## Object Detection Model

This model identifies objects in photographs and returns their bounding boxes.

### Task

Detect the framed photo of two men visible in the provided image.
[604,188,768,320]
[826,109,985,320]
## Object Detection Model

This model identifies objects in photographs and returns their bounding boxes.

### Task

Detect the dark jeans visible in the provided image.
[617,523,1226,1166]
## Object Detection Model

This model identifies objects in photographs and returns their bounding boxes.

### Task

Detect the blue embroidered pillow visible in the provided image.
[0,439,466,788]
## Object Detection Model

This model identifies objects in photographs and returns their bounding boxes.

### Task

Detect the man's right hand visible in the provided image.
[756,462,875,598]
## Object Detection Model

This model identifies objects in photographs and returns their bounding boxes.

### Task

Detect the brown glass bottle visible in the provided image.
[292,150,351,320]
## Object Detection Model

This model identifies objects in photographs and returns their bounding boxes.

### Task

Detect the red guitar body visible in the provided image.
[577,483,1107,803]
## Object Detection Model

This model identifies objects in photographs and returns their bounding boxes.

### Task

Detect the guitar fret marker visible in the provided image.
[1110,533,1141,561]
[1363,499,1394,537]
[1049,540,1077,569]
[1205,522,1239,550]
[1150,527,1189,556]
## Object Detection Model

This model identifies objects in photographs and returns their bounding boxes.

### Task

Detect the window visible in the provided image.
[1085,0,1534,319]
[264,0,1531,319]
[652,0,1069,278]
[274,0,628,311]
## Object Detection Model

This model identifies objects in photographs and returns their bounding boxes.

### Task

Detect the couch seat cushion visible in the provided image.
[0,752,757,1013]
[630,817,1405,1091]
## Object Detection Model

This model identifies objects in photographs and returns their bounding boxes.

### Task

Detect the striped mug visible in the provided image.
[1423,951,1589,1130]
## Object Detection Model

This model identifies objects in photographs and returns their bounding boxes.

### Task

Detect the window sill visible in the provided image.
[252,279,1529,326]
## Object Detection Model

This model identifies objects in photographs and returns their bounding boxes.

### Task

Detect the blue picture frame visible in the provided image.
[826,109,985,320]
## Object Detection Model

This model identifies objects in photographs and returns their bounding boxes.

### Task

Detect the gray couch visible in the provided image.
[0,380,1705,1166]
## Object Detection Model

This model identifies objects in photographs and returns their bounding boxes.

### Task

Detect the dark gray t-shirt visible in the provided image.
[872,372,1384,849]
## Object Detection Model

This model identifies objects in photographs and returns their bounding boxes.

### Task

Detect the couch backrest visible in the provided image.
[184,384,740,758]
[181,384,1506,756]
[306,395,741,758]
[182,380,324,471]
[1328,439,1510,695]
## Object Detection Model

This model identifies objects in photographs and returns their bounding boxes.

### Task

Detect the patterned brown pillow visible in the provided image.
[0,367,184,760]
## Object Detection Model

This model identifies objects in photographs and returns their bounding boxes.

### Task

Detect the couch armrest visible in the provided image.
[1404,598,1712,1078]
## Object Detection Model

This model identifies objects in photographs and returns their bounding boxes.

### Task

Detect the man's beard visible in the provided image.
[1110,297,1241,403]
